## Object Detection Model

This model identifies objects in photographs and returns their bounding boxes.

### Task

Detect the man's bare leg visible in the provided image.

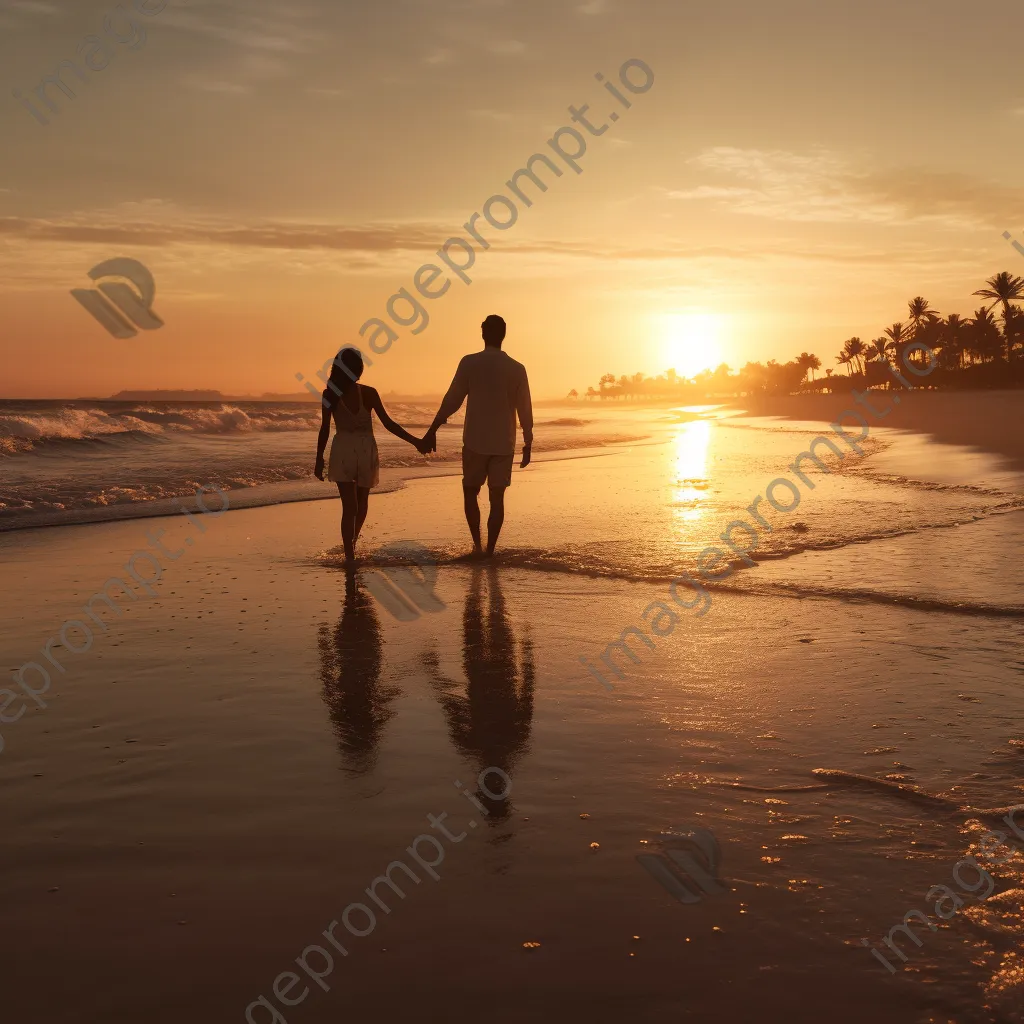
[463,483,484,555]
[486,485,506,556]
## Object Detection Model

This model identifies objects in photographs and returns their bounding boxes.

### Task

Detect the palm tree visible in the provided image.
[908,296,939,339]
[739,362,767,394]
[838,337,866,375]
[1007,306,1024,362]
[968,308,1002,364]
[883,322,910,372]
[974,271,1024,363]
[869,337,890,361]
[567,389,579,400]
[939,314,968,370]
[796,352,820,383]
[835,350,852,375]
[885,322,908,349]
[847,337,867,375]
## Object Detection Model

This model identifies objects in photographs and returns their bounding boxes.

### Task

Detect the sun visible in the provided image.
[658,312,726,379]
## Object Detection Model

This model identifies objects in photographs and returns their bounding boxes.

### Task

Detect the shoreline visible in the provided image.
[0,443,635,535]
[550,389,1024,471]
[731,389,1024,468]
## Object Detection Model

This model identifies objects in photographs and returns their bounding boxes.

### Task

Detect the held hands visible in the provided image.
[415,430,438,456]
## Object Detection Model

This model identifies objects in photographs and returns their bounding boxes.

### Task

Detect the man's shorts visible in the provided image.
[462,447,514,489]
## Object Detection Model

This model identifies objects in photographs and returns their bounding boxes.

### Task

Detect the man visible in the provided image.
[425,315,533,557]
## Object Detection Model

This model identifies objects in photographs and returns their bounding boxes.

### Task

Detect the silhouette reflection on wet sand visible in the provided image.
[317,574,400,775]
[317,566,534,818]
[425,564,535,825]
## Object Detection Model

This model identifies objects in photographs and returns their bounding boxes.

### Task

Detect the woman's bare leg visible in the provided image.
[337,482,358,563]
[354,487,370,545]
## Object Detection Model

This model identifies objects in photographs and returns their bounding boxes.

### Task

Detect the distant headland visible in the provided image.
[98,389,444,404]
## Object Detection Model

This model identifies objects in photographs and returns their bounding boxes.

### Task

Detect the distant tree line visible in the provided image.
[569,270,1024,400]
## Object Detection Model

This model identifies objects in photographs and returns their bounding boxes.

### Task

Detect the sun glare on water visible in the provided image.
[659,313,726,379]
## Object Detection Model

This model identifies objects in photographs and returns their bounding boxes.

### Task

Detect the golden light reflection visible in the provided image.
[672,420,711,526]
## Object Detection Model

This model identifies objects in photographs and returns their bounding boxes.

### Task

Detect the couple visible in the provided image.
[315,315,533,565]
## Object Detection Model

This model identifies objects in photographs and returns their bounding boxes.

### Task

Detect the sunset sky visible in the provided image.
[2,0,1024,399]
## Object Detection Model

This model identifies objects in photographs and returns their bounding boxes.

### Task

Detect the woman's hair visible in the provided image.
[324,347,364,407]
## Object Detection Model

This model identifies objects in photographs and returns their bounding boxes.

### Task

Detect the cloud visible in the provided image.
[0,216,458,253]
[468,108,513,121]
[182,75,250,95]
[576,0,608,13]
[0,0,56,26]
[3,1,60,13]
[181,51,288,95]
[166,3,320,55]
[487,38,526,55]
[670,147,1024,230]
[0,213,979,272]
[424,19,530,65]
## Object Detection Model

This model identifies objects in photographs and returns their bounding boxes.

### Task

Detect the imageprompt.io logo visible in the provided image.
[363,541,446,622]
[1004,230,1024,260]
[637,827,727,904]
[71,257,164,339]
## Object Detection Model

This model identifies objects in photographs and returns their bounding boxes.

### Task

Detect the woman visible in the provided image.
[315,348,427,564]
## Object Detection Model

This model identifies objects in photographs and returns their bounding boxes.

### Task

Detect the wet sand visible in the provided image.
[2,414,1023,1024]
[735,389,1024,470]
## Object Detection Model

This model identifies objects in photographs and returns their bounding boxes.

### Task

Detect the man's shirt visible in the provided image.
[435,347,533,456]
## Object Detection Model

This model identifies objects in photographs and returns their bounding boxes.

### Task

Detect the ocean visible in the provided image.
[0,398,648,531]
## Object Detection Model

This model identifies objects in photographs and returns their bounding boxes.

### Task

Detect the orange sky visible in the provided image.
[3,0,1024,399]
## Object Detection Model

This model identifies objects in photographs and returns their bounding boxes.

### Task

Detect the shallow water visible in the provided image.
[323,408,1024,619]
[0,399,649,528]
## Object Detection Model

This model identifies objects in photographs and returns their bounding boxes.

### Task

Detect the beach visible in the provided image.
[739,389,1024,472]
[2,396,1024,1024]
